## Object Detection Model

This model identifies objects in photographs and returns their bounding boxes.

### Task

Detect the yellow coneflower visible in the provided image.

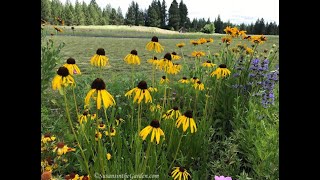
[191,51,206,58]
[90,48,109,67]
[52,142,69,156]
[65,173,80,180]
[53,26,63,32]
[171,167,191,180]
[206,38,214,43]
[171,52,181,60]
[52,66,75,91]
[98,122,106,130]
[176,43,185,48]
[160,76,169,84]
[166,106,181,119]
[178,77,190,84]
[106,153,112,160]
[198,38,207,44]
[115,116,125,126]
[148,86,158,92]
[95,131,102,141]
[105,126,116,136]
[246,47,254,55]
[190,40,199,46]
[176,110,197,133]
[139,120,165,144]
[221,36,232,44]
[190,77,199,83]
[124,50,141,65]
[146,36,164,53]
[162,112,172,120]
[202,60,216,68]
[85,78,116,110]
[239,30,247,38]
[78,109,90,124]
[157,53,179,74]
[147,56,159,65]
[250,35,267,44]
[193,80,205,91]
[41,157,55,172]
[224,26,233,35]
[63,57,81,75]
[41,133,56,144]
[173,63,182,71]
[79,175,90,180]
[67,147,76,153]
[210,64,231,79]
[243,35,251,40]
[150,104,162,112]
[125,81,152,104]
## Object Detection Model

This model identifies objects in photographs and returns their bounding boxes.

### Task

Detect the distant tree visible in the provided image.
[125,1,136,25]
[179,0,188,28]
[201,23,215,34]
[82,2,93,25]
[168,0,180,30]
[109,8,118,25]
[185,17,191,29]
[74,0,85,25]
[117,7,125,25]
[214,15,223,33]
[160,0,167,28]
[253,18,265,34]
[51,0,64,24]
[239,23,246,31]
[64,0,74,25]
[88,0,102,25]
[146,5,160,27]
[41,0,51,21]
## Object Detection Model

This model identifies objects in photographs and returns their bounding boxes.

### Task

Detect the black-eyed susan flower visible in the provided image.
[158,53,179,74]
[246,47,254,55]
[90,48,109,67]
[190,40,199,46]
[98,122,106,130]
[239,30,247,38]
[52,66,75,91]
[190,77,199,84]
[198,38,207,44]
[54,26,63,32]
[139,119,165,144]
[78,110,90,124]
[173,63,182,72]
[162,112,172,120]
[171,167,191,180]
[224,26,233,35]
[106,153,112,160]
[191,51,205,58]
[124,50,141,65]
[41,133,56,143]
[148,86,158,92]
[166,106,181,119]
[150,104,162,112]
[176,110,197,133]
[85,78,116,110]
[147,56,159,65]
[202,60,216,68]
[171,52,181,60]
[52,142,69,156]
[222,36,232,44]
[79,175,90,180]
[41,157,55,171]
[146,36,164,53]
[125,81,152,104]
[176,43,185,48]
[95,131,102,141]
[210,64,231,79]
[178,77,189,84]
[65,172,80,180]
[105,126,116,136]
[115,115,125,126]
[206,38,214,43]
[160,76,169,84]
[63,57,81,75]
[193,80,205,91]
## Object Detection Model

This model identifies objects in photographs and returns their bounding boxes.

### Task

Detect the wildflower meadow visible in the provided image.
[41,24,279,180]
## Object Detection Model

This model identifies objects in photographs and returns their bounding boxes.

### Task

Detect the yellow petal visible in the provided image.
[85,89,96,106]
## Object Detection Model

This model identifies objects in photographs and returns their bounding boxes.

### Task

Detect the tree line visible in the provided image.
[41,0,279,35]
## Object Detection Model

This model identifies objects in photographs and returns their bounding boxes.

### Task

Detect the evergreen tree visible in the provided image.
[239,23,246,31]
[82,2,93,25]
[88,0,101,25]
[168,0,180,30]
[125,1,136,25]
[146,6,160,27]
[160,0,167,28]
[74,0,85,25]
[214,15,223,33]
[41,0,51,21]
[179,0,188,28]
[109,8,117,25]
[64,0,74,25]
[51,0,64,24]
[102,4,112,25]
[117,7,125,25]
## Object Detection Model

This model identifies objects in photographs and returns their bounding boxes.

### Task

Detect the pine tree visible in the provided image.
[117,7,125,25]
[168,0,180,30]
[41,0,51,22]
[109,8,117,25]
[125,1,136,25]
[102,4,112,25]
[160,0,167,28]
[214,15,223,33]
[51,0,64,24]
[74,0,85,25]
[179,0,188,28]
[82,2,93,25]
[88,0,101,25]
[147,6,160,27]
[64,0,74,26]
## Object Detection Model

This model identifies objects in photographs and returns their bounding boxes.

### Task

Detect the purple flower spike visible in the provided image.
[215,176,232,180]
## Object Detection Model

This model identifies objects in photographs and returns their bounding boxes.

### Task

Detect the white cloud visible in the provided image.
[60,0,279,24]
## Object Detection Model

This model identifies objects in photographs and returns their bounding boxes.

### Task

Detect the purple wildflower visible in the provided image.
[215,176,232,180]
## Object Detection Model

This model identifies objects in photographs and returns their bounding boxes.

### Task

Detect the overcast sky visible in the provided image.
[60,0,279,25]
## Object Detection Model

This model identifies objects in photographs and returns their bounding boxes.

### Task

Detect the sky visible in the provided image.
[60,0,279,25]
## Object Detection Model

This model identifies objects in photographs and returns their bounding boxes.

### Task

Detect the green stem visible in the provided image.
[138,103,142,132]
[169,133,183,169]
[160,85,167,122]
[141,142,152,173]
[131,65,135,88]
[63,88,90,176]
[72,86,79,120]
[103,107,114,153]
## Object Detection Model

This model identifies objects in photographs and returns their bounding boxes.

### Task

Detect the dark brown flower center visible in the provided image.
[69,173,76,178]
[57,142,65,148]
[182,77,187,80]
[116,115,121,120]
[44,133,51,138]
[150,120,160,128]
[184,110,193,118]
[219,64,227,68]
[91,78,106,90]
[95,133,99,138]
[164,53,172,61]
[172,52,177,55]
[110,128,115,133]
[96,48,106,55]
[83,111,88,116]
[179,167,185,172]
[206,60,211,63]
[71,27,75,30]
[57,67,69,77]
[162,76,166,79]
[66,58,76,64]
[82,176,89,180]
[99,123,105,127]
[192,77,197,80]
[137,81,148,90]
[153,56,158,60]
[151,36,159,42]
[173,106,179,110]
[197,81,202,84]
[130,50,138,55]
